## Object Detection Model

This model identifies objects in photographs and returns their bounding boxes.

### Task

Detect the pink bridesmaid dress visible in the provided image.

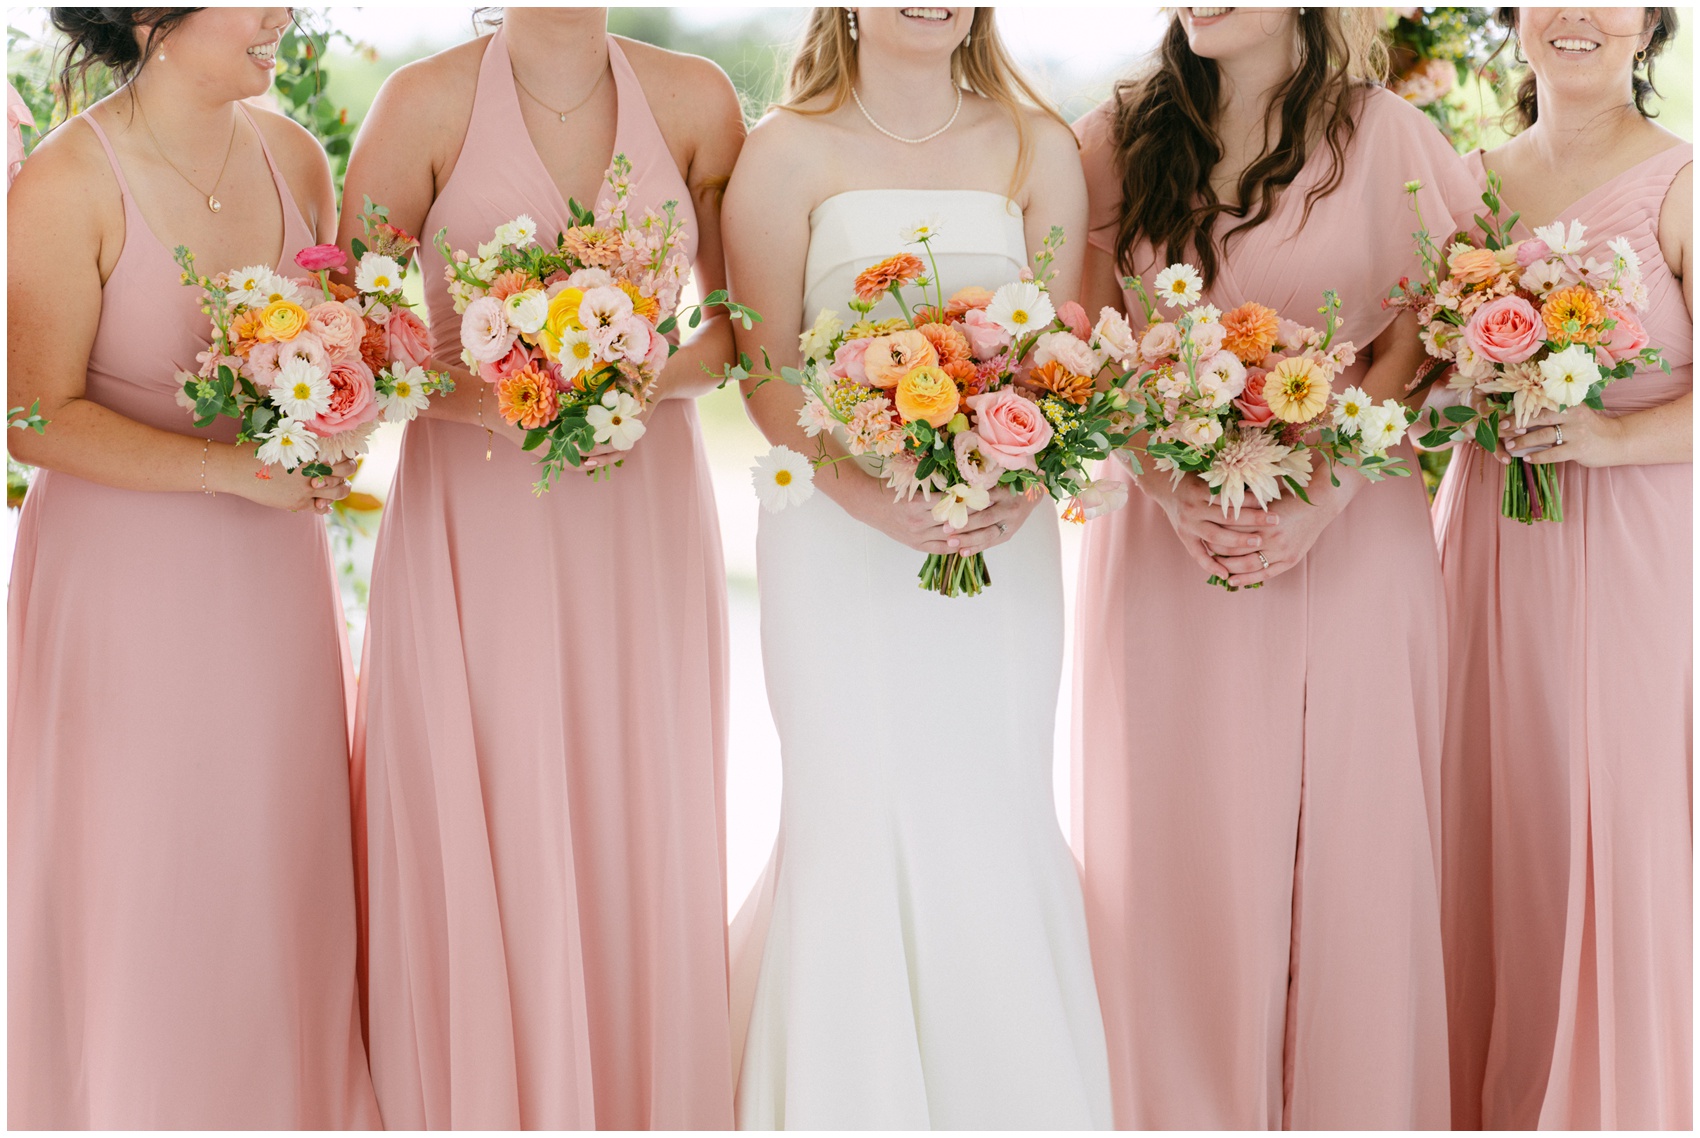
[8,110,379,1129]
[1071,88,1478,1129]
[1436,144,1693,1131]
[357,28,733,1130]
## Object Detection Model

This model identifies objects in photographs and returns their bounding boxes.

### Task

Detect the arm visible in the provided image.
[7,121,347,512]
[256,109,338,243]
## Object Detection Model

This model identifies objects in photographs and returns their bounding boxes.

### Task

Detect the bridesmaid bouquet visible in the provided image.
[174,201,454,477]
[1120,263,1410,590]
[745,224,1143,598]
[1390,173,1668,522]
[434,153,756,492]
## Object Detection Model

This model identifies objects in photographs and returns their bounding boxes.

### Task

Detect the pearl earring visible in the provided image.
[962,30,971,48]
[846,8,858,41]
[156,52,166,62]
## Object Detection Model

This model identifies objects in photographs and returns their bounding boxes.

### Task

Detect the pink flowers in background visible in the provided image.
[7,81,31,189]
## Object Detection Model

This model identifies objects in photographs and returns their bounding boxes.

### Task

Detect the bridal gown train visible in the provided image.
[729,189,1113,1130]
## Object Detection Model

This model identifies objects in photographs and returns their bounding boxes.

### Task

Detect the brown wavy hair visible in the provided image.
[1106,8,1386,287]
[1494,7,1678,131]
[779,7,1068,198]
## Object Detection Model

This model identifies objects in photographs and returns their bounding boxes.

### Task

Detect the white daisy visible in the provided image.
[1356,402,1409,456]
[1606,235,1642,275]
[985,281,1055,338]
[585,389,647,450]
[227,264,287,307]
[255,417,319,470]
[1153,263,1204,309]
[554,327,598,379]
[1190,303,1223,325]
[900,216,944,244]
[355,253,406,295]
[750,445,816,512]
[1331,385,1373,432]
[1538,343,1601,407]
[270,357,333,421]
[379,366,433,423]
[931,482,991,530]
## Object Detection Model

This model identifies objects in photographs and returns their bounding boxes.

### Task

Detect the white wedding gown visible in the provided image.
[730,189,1113,1130]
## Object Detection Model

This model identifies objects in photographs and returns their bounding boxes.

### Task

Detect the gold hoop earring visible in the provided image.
[1637,48,1648,62]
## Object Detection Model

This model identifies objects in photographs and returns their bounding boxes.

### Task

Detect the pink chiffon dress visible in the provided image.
[1071,88,1478,1129]
[7,110,379,1129]
[1436,144,1693,1131]
[356,29,733,1130]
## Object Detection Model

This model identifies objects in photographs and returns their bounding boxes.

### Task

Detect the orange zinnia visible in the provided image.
[941,359,977,389]
[488,269,540,301]
[1030,360,1094,405]
[916,321,971,365]
[1221,301,1280,365]
[1540,284,1606,345]
[496,365,559,430]
[561,225,623,268]
[852,253,926,302]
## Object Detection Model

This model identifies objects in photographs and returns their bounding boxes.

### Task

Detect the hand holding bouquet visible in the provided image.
[175,199,454,477]
[1389,172,1667,522]
[434,153,757,493]
[743,222,1143,597]
[1121,264,1409,589]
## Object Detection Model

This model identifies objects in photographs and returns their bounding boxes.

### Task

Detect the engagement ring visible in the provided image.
[1256,552,1269,569]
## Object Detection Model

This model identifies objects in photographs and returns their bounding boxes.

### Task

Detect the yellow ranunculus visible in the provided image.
[256,299,310,342]
[537,287,585,360]
[894,364,960,428]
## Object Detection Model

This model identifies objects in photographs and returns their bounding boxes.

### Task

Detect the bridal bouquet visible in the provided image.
[174,200,453,477]
[1389,173,1667,522]
[746,224,1142,598]
[1122,262,1411,590]
[434,153,756,492]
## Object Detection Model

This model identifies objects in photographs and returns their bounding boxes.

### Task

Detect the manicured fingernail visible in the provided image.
[948,538,961,550]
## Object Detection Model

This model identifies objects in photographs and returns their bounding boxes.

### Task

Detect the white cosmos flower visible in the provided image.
[985,281,1055,338]
[585,389,647,450]
[270,357,333,420]
[1532,218,1588,256]
[798,308,844,363]
[380,366,433,422]
[1606,235,1641,275]
[255,417,319,470]
[355,253,406,294]
[900,216,944,244]
[555,327,598,379]
[1332,385,1373,432]
[494,214,538,248]
[931,482,991,530]
[1520,258,1571,297]
[751,445,816,512]
[1191,303,1223,325]
[1538,343,1601,407]
[1153,263,1204,309]
[503,289,550,335]
[1356,402,1408,456]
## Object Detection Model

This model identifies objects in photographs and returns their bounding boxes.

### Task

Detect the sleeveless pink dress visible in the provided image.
[1435,144,1693,1131]
[1071,88,1478,1129]
[7,110,378,1128]
[356,30,733,1129]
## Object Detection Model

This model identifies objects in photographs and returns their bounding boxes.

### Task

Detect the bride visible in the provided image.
[722,6,1112,1129]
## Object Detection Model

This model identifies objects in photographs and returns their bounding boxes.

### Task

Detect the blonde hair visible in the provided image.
[780,7,1069,198]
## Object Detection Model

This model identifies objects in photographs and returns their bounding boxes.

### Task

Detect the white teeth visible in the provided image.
[1192,7,1233,17]
[1551,38,1598,51]
[248,44,277,61]
[899,8,951,20]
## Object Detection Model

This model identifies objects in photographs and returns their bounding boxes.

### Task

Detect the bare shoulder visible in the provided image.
[727,105,836,217]
[245,103,329,178]
[8,113,123,226]
[611,37,743,147]
[1019,105,1081,159]
[369,36,486,131]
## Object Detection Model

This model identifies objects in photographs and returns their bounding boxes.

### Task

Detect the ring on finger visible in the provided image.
[1256,551,1269,569]
[1554,425,1563,446]
[995,521,1007,535]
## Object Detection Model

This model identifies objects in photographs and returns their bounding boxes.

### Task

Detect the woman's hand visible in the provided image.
[1208,468,1363,588]
[1504,405,1624,468]
[232,457,357,515]
[1139,469,1281,578]
[845,480,1040,556]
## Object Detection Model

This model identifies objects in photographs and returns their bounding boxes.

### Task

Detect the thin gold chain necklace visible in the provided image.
[511,59,608,124]
[134,89,238,213]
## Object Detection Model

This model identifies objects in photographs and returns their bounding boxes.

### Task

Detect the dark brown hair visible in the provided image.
[1495,7,1678,131]
[49,8,202,108]
[1106,8,1386,287]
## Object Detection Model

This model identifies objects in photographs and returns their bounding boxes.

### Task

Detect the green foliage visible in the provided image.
[269,12,370,195]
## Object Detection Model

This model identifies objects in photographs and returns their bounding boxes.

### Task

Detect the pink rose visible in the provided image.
[827,337,872,384]
[1140,322,1181,363]
[308,359,380,435]
[478,342,533,385]
[1056,300,1090,341]
[1034,331,1102,378]
[386,307,432,370]
[1514,238,1550,267]
[294,243,347,274]
[307,301,364,363]
[644,325,671,372]
[964,388,1054,471]
[460,295,516,363]
[1233,367,1276,427]
[961,307,1014,358]
[1597,306,1649,366]
[1463,294,1543,364]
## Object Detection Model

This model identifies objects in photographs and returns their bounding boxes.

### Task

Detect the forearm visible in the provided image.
[743,379,884,513]
[1607,392,1692,466]
[656,313,736,402]
[7,396,259,495]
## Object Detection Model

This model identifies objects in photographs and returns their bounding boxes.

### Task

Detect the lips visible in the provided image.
[1550,37,1600,53]
[899,8,952,21]
[1191,7,1234,17]
[247,41,279,65]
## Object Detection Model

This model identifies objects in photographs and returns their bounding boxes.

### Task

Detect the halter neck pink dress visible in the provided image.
[1072,88,1478,1129]
[8,109,378,1129]
[1435,144,1693,1132]
[356,30,733,1130]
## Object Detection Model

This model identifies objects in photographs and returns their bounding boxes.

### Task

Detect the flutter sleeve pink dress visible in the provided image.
[1070,87,1478,1129]
[1435,143,1693,1131]
[355,29,733,1130]
[7,110,378,1129]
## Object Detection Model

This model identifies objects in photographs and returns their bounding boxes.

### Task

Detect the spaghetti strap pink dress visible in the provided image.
[356,29,733,1130]
[8,110,378,1129]
[1071,88,1478,1129]
[1436,144,1693,1131]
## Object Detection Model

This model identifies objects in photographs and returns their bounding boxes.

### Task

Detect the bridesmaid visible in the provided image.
[339,6,744,1129]
[7,8,375,1128]
[1436,7,1691,1130]
[1071,8,1479,1128]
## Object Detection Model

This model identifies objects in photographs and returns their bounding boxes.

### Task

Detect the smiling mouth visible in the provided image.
[899,7,952,21]
[248,41,279,64]
[1191,7,1234,17]
[1550,36,1601,55]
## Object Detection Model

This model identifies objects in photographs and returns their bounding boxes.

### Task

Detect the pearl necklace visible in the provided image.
[851,85,963,145]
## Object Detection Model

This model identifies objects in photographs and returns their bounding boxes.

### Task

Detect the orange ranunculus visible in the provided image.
[1447,245,1501,286]
[941,359,977,389]
[863,330,939,388]
[616,279,661,324]
[1029,359,1094,405]
[947,286,995,316]
[1220,301,1280,365]
[327,281,359,303]
[1540,283,1606,345]
[894,365,960,427]
[488,269,540,301]
[256,299,310,342]
[359,321,389,374]
[917,321,972,365]
[496,365,559,430]
[228,308,267,356]
[852,253,927,302]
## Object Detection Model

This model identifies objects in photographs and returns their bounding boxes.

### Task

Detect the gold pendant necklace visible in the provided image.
[511,57,607,124]
[135,89,237,213]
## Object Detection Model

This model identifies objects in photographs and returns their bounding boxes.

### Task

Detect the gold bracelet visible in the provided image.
[478,384,492,461]
[200,439,215,495]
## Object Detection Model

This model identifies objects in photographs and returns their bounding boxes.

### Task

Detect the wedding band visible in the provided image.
[996,521,1007,535]
[1256,552,1269,569]
[1554,425,1563,446]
